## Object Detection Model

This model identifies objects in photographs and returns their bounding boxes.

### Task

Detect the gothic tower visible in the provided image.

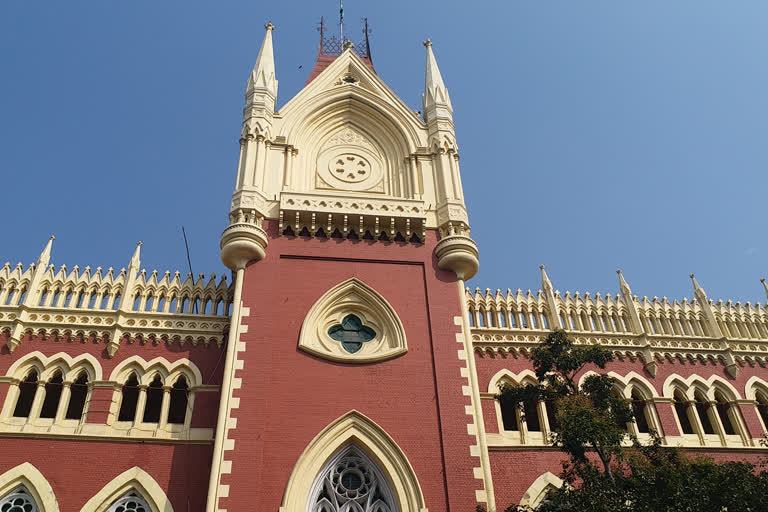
[212,21,488,511]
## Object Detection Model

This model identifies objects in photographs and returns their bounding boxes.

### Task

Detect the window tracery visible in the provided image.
[0,486,38,512]
[309,446,397,512]
[106,492,150,512]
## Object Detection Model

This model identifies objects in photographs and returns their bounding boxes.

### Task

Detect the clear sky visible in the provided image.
[1,1,766,304]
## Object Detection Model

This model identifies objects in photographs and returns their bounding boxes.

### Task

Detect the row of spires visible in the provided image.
[246,22,452,122]
[473,265,768,304]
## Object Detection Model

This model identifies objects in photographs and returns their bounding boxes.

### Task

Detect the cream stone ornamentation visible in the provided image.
[0,463,58,512]
[80,467,174,512]
[298,278,407,363]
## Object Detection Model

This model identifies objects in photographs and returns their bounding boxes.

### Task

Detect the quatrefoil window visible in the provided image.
[328,315,376,354]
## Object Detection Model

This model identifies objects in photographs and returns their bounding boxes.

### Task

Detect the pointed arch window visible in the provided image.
[142,375,163,423]
[309,446,397,512]
[13,371,38,418]
[630,390,651,434]
[756,392,768,433]
[673,391,695,435]
[107,491,150,512]
[167,376,189,425]
[714,392,737,436]
[66,372,89,420]
[0,486,39,512]
[39,371,63,419]
[118,374,140,422]
[694,392,715,435]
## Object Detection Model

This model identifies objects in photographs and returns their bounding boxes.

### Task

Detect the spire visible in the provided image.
[246,22,278,101]
[540,265,553,294]
[128,241,142,273]
[762,278,768,300]
[422,38,452,123]
[617,269,632,298]
[37,236,54,269]
[690,273,707,301]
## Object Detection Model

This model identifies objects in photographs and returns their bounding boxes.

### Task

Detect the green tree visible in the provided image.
[497,329,632,481]
[489,329,768,512]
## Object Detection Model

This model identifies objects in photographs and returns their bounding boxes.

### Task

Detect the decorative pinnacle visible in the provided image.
[343,40,354,50]
[539,264,545,270]
[616,268,622,274]
[690,273,695,279]
[423,38,432,48]
[265,21,275,31]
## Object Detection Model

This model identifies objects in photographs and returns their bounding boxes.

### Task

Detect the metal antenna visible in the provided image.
[340,0,344,42]
[181,226,197,314]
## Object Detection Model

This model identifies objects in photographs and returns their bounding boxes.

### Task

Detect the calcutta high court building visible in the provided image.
[1,18,768,512]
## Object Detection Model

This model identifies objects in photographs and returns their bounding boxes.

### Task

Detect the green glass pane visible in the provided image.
[328,314,376,354]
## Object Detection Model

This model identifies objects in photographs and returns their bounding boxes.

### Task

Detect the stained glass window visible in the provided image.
[0,487,38,512]
[328,315,376,354]
[107,492,150,512]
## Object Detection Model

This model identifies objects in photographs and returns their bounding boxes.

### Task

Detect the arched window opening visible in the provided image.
[477,310,486,328]
[76,291,85,308]
[88,293,98,309]
[673,391,695,435]
[117,373,140,422]
[714,392,736,436]
[0,486,39,512]
[467,311,474,327]
[113,293,121,310]
[63,291,73,307]
[523,399,541,432]
[100,293,109,310]
[144,295,153,312]
[544,398,559,432]
[193,298,201,314]
[13,371,38,418]
[66,372,89,420]
[132,294,141,311]
[107,491,151,512]
[181,297,189,313]
[167,376,189,425]
[5,287,15,306]
[756,392,768,433]
[142,375,163,423]
[499,396,518,432]
[39,371,64,418]
[169,297,177,313]
[498,311,507,328]
[204,299,212,315]
[38,289,48,307]
[309,445,397,512]
[694,392,715,435]
[157,296,165,312]
[631,390,651,434]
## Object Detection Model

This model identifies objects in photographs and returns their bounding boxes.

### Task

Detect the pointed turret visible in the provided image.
[762,278,768,301]
[540,265,553,294]
[128,241,142,276]
[246,22,278,105]
[690,273,707,302]
[617,269,633,298]
[37,236,54,270]
[422,38,452,124]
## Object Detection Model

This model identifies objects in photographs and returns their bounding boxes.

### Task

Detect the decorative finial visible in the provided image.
[265,21,275,31]
[762,278,766,284]
[423,38,432,48]
[539,264,545,270]
[137,241,143,247]
[343,40,354,50]
[49,235,55,241]
[690,273,695,279]
[616,269,622,274]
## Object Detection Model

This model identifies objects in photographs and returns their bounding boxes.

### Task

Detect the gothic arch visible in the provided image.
[109,356,202,387]
[298,278,407,363]
[0,462,59,512]
[519,471,563,508]
[7,351,102,381]
[661,373,741,401]
[80,467,173,512]
[487,369,537,393]
[280,410,427,512]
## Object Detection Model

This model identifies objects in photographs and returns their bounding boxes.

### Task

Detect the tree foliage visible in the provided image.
[490,329,768,512]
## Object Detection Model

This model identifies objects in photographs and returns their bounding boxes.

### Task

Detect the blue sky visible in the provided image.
[1,1,766,303]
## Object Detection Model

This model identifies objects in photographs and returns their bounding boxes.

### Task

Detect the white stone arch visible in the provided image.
[109,356,202,387]
[7,351,102,382]
[0,462,59,512]
[744,376,768,401]
[661,373,742,401]
[280,410,427,512]
[487,369,537,394]
[298,278,407,363]
[519,471,563,508]
[80,466,173,512]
